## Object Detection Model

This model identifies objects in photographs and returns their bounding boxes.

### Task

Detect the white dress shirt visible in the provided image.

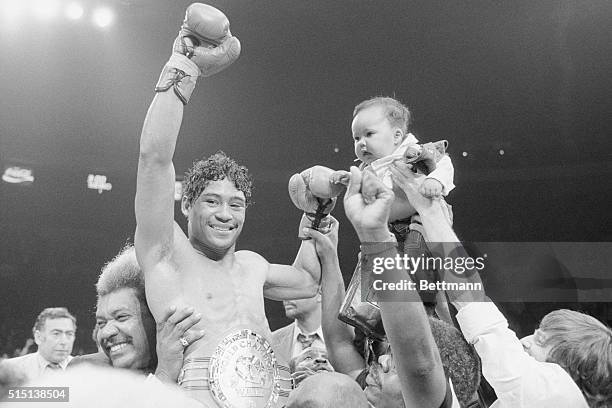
[291,323,326,359]
[456,302,588,408]
[2,351,73,384]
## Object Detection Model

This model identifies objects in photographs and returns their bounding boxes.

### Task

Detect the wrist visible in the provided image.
[416,202,445,219]
[155,54,200,105]
[319,249,339,265]
[360,235,397,255]
[356,226,393,243]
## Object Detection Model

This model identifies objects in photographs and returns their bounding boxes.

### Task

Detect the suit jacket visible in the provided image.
[271,321,295,368]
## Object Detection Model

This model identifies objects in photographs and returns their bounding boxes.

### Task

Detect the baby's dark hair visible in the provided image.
[182,151,253,207]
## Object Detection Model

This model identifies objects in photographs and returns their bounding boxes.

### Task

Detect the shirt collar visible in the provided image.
[293,323,324,343]
[35,351,72,370]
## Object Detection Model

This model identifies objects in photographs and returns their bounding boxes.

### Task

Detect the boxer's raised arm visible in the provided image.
[135,92,184,261]
[134,4,240,264]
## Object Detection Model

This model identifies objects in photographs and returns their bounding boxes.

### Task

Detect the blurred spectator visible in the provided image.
[273,291,327,367]
[1,308,76,383]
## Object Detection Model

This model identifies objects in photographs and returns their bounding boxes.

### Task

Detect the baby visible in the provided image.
[336,96,456,339]
[334,96,454,223]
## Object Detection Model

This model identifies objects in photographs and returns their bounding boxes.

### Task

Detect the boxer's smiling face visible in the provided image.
[352,105,403,165]
[184,177,246,252]
[95,288,155,371]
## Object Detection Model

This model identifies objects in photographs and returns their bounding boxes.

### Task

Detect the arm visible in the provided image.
[264,164,346,299]
[154,305,205,384]
[426,154,455,195]
[303,226,365,378]
[134,4,240,267]
[344,166,448,408]
[389,161,484,307]
[456,303,587,407]
[263,227,330,301]
[134,91,184,267]
[390,162,587,407]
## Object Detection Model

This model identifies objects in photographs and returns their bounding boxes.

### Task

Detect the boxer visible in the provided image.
[135,4,330,407]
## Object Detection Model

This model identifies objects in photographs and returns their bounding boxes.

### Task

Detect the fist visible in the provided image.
[174,3,241,77]
[419,178,443,198]
[305,166,346,199]
[330,170,350,186]
[182,3,230,47]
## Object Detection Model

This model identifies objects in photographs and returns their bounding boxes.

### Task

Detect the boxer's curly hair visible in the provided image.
[353,96,412,135]
[183,151,253,208]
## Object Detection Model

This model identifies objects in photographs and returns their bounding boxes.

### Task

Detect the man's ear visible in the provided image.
[181,196,190,218]
[34,330,42,346]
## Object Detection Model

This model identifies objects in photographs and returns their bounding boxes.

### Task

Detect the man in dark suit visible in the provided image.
[271,291,326,367]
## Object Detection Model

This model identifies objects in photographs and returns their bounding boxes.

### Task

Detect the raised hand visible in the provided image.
[343,167,394,242]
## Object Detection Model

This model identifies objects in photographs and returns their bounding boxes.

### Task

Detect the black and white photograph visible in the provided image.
[1,1,611,407]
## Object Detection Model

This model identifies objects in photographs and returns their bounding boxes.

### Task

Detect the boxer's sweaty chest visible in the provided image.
[148,256,271,355]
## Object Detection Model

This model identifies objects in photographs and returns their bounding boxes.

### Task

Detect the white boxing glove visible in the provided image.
[288,166,345,239]
[155,3,241,104]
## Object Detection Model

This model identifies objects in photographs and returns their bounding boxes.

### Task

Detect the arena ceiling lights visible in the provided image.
[0,0,115,28]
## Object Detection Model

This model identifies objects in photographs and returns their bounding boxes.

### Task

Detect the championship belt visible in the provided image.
[179,329,293,408]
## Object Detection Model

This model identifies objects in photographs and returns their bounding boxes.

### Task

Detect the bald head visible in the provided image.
[287,372,369,408]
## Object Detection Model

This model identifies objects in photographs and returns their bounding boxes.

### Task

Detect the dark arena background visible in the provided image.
[1,0,611,357]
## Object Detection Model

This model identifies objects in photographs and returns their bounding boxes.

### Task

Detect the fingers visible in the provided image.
[193,35,241,77]
[325,215,339,232]
[158,305,177,324]
[159,306,202,337]
[420,184,441,199]
[362,170,392,203]
[208,35,241,63]
[166,306,195,326]
[302,226,326,242]
[330,170,350,185]
[419,184,430,197]
[174,311,202,334]
[388,164,419,194]
[345,166,362,201]
[180,327,206,346]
